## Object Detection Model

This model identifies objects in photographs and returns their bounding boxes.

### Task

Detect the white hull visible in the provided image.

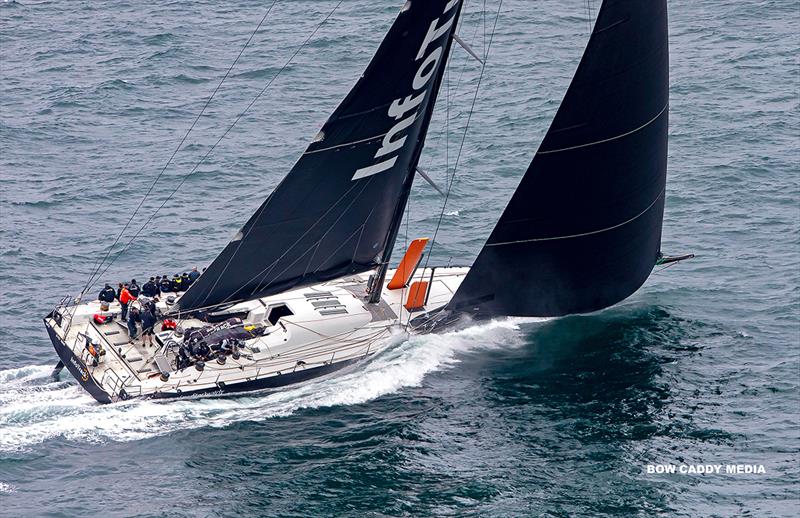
[45,267,468,403]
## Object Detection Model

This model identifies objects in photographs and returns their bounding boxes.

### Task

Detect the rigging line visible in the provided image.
[447,1,484,115]
[204,175,367,308]
[440,4,483,200]
[266,323,372,352]
[420,0,503,277]
[304,108,421,155]
[80,0,280,294]
[305,208,378,279]
[309,221,366,275]
[445,50,451,197]
[284,319,388,343]
[344,206,376,269]
[188,0,347,309]
[88,0,346,294]
[405,56,451,331]
[483,0,487,58]
[239,176,375,303]
[652,260,682,275]
[586,0,590,35]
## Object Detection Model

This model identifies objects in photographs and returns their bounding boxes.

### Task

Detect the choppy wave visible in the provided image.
[0,319,535,452]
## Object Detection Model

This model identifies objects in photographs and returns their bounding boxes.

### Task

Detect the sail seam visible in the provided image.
[537,102,667,155]
[304,133,386,155]
[486,189,664,247]
[305,112,423,155]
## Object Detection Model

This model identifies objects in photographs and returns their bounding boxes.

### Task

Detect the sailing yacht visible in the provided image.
[45,0,684,404]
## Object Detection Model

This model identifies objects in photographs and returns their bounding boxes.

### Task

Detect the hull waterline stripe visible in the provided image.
[486,189,665,247]
[537,103,668,155]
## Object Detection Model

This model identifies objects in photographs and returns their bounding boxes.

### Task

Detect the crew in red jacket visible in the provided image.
[119,284,136,320]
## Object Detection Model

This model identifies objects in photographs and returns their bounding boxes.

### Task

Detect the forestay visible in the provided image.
[448,0,669,317]
[177,0,464,313]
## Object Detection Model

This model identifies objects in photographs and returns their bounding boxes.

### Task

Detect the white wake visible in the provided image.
[0,319,538,452]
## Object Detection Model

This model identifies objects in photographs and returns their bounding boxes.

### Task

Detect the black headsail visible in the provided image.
[447,0,669,317]
[177,0,464,313]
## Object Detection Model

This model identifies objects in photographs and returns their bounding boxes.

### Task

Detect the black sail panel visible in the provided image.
[448,0,669,317]
[178,0,463,312]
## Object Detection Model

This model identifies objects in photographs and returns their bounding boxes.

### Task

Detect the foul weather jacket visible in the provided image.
[119,288,136,305]
[98,287,116,303]
[142,281,159,297]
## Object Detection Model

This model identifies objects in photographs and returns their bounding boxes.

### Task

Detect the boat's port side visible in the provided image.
[150,356,363,400]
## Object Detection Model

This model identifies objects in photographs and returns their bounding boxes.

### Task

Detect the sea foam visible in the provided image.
[0,318,538,452]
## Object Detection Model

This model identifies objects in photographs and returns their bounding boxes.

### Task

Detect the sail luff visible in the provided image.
[176,0,465,313]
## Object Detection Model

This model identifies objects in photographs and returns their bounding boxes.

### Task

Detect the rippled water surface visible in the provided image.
[1,0,798,516]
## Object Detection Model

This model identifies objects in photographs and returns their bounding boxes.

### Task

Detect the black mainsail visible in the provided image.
[177,0,464,312]
[447,0,669,317]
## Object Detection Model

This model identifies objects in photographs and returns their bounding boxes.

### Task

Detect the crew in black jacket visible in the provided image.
[142,277,159,298]
[98,284,116,303]
[159,275,173,293]
[128,279,141,297]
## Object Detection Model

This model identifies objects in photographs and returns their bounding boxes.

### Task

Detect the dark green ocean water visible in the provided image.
[1,0,798,516]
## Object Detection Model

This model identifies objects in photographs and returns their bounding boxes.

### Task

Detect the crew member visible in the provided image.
[140,301,157,347]
[98,284,116,303]
[128,279,141,297]
[119,283,135,320]
[180,272,191,289]
[115,282,124,301]
[171,273,183,292]
[159,274,173,293]
[188,266,200,284]
[142,277,159,298]
[127,303,140,341]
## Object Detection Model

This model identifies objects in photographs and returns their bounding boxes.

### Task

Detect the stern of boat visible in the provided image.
[44,310,113,404]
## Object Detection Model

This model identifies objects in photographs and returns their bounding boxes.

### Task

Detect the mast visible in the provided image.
[367,159,414,303]
[368,4,462,304]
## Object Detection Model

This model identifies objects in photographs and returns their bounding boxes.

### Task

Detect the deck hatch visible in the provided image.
[318,308,348,316]
[310,299,342,308]
[304,292,333,300]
